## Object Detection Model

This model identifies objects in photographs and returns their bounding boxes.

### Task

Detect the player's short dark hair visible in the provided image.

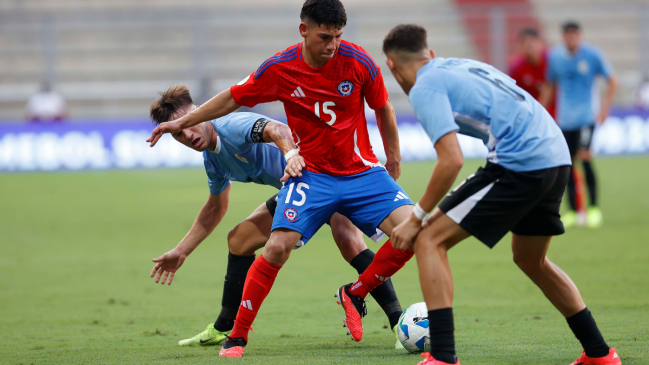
[382,24,428,55]
[150,84,193,125]
[562,21,581,32]
[519,27,539,39]
[300,0,347,29]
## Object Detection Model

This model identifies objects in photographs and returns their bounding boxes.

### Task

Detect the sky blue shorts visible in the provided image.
[272,167,413,244]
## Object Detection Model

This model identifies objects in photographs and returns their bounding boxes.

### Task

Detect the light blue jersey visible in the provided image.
[547,43,613,131]
[204,112,286,195]
[409,58,571,172]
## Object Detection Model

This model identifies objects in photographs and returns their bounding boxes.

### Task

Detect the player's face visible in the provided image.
[563,30,581,51]
[169,105,213,152]
[301,22,343,62]
[520,36,543,59]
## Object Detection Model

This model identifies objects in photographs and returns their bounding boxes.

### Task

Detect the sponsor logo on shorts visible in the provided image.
[337,80,354,96]
[284,207,298,222]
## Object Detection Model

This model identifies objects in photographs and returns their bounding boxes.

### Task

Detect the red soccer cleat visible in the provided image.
[335,283,366,342]
[219,336,247,358]
[571,348,622,365]
[417,352,461,365]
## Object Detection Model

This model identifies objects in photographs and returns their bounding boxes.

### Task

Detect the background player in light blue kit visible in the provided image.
[146,85,405,349]
[540,21,618,228]
[380,25,621,365]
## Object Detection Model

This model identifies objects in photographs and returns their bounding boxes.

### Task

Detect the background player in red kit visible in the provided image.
[509,28,555,118]
[147,0,415,357]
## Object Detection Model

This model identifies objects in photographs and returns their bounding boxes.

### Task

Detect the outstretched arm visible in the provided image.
[375,99,402,180]
[147,88,241,147]
[391,132,464,250]
[597,75,618,124]
[262,121,306,182]
[150,185,231,285]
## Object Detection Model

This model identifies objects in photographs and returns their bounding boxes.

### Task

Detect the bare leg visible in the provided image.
[330,213,367,263]
[511,234,585,317]
[414,210,470,310]
[227,203,272,256]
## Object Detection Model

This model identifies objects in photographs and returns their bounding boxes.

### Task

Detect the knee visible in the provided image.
[513,252,543,274]
[336,234,366,261]
[227,226,254,256]
[263,240,293,263]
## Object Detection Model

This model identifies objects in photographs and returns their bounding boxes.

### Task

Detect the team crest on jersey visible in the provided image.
[337,80,354,96]
[284,207,298,222]
[235,154,249,163]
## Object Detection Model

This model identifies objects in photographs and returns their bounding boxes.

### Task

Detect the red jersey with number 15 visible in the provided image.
[230,40,388,176]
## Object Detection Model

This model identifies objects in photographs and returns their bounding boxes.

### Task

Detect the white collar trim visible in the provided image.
[212,135,222,153]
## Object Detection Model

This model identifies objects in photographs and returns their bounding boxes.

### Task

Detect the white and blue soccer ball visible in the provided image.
[397,302,430,353]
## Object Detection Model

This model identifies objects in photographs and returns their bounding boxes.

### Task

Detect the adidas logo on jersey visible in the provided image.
[394,191,408,202]
[241,300,254,311]
[290,86,306,98]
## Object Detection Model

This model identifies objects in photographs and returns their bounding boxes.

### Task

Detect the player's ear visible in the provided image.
[299,22,308,38]
[429,49,436,59]
[385,58,395,72]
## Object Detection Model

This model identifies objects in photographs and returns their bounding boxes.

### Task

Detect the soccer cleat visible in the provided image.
[570,348,621,365]
[219,336,247,358]
[417,352,461,365]
[178,323,230,346]
[335,283,367,342]
[587,206,603,228]
[562,210,578,229]
[393,324,405,350]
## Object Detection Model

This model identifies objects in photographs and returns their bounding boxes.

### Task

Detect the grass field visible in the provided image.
[1,158,648,365]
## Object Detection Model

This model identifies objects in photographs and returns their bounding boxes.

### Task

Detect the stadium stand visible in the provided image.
[0,0,644,120]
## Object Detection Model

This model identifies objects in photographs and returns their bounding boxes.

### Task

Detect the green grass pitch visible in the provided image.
[1,158,648,365]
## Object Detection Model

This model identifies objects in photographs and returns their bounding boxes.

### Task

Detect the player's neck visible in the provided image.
[207,122,218,151]
[301,43,330,69]
[526,53,540,65]
[401,58,432,94]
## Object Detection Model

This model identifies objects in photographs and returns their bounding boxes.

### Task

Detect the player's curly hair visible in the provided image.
[383,24,428,55]
[300,0,347,29]
[150,84,193,125]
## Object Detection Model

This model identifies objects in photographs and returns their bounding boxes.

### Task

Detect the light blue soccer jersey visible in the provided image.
[203,112,286,195]
[547,43,613,131]
[409,58,571,172]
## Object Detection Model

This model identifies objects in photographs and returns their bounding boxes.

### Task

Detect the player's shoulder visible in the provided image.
[580,43,604,58]
[337,40,380,81]
[253,43,301,80]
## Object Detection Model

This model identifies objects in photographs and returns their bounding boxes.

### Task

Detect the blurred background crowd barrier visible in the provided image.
[1,0,648,171]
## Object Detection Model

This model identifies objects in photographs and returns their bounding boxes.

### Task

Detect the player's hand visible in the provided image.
[385,159,401,181]
[281,154,306,182]
[147,120,182,147]
[391,214,422,251]
[150,248,187,285]
[596,108,609,125]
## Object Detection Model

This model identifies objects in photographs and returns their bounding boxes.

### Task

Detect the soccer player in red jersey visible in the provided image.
[147,0,415,357]
[509,28,556,118]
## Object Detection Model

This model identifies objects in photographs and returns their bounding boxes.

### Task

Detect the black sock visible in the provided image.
[582,161,597,207]
[429,308,457,364]
[349,249,403,328]
[566,307,609,358]
[567,166,577,211]
[214,252,255,332]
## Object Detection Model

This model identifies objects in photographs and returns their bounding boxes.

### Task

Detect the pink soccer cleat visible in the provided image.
[219,336,247,358]
[417,352,461,365]
[570,348,622,365]
[335,283,367,342]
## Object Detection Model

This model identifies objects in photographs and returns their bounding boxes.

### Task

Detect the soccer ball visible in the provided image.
[397,302,430,353]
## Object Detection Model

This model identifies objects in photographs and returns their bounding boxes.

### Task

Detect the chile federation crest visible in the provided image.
[337,80,354,96]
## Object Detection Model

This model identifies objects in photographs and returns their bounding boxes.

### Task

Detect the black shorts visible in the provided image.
[265,194,331,226]
[438,163,571,248]
[563,125,594,157]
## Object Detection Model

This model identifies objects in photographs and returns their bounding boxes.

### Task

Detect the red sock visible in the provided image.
[230,254,282,342]
[349,240,414,299]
